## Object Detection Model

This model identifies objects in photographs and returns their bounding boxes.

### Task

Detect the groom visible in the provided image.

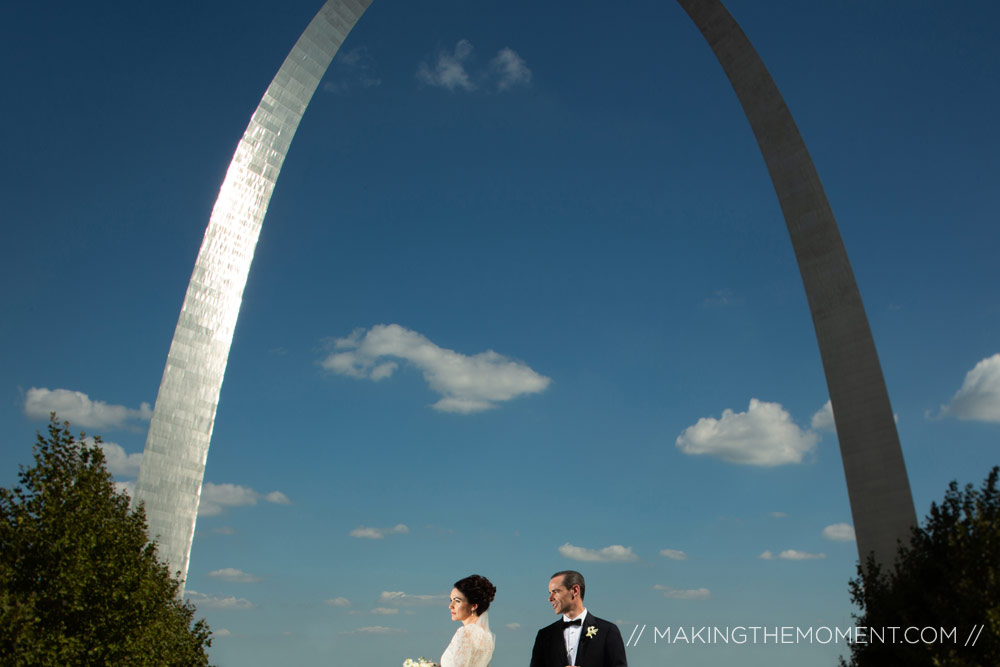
[529,570,628,667]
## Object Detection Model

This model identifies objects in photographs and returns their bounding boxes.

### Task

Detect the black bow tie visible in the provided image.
[562,619,582,628]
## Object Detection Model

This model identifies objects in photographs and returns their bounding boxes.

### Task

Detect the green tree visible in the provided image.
[0,416,212,666]
[843,466,999,666]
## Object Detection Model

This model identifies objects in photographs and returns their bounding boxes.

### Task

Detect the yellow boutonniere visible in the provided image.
[586,626,598,639]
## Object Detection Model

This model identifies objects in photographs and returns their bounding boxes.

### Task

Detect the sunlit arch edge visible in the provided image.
[134,0,374,590]
[135,0,915,590]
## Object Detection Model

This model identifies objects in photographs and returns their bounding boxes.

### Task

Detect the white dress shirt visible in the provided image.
[562,608,588,665]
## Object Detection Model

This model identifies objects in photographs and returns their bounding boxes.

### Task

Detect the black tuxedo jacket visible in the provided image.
[529,613,628,667]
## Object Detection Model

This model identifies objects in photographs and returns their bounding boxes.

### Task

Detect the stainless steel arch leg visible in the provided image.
[677,0,916,567]
[135,0,373,588]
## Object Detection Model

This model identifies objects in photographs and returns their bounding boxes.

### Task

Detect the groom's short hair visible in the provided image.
[552,570,586,600]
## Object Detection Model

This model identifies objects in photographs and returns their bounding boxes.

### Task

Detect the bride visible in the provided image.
[440,574,496,667]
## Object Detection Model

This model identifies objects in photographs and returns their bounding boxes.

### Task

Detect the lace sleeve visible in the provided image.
[440,623,495,667]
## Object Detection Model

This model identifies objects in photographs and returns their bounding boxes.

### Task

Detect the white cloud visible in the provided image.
[779,549,826,560]
[938,354,1000,422]
[760,549,826,560]
[349,526,384,539]
[491,48,532,91]
[417,40,475,91]
[659,549,688,561]
[654,585,710,600]
[24,387,151,430]
[90,439,142,477]
[417,40,532,93]
[558,542,638,563]
[326,597,351,607]
[822,523,856,542]
[206,568,262,583]
[214,628,231,637]
[675,399,818,466]
[198,482,291,517]
[811,400,836,432]
[263,491,291,505]
[90,441,139,499]
[372,607,399,615]
[74,437,288,521]
[349,524,409,540]
[378,591,447,606]
[185,590,254,610]
[322,324,550,413]
[506,623,521,630]
[341,626,406,635]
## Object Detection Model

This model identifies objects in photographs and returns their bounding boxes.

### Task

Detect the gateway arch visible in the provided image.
[135,0,916,588]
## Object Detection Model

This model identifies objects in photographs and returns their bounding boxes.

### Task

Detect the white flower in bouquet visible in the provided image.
[403,658,438,667]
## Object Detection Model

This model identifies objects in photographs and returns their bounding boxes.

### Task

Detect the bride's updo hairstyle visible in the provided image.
[454,574,496,616]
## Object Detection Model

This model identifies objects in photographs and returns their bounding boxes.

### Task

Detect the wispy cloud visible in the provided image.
[323,47,381,94]
[24,387,151,430]
[206,568,262,583]
[506,623,521,630]
[703,289,741,307]
[199,483,292,517]
[558,542,638,563]
[654,585,710,600]
[821,523,856,542]
[676,399,818,466]
[759,549,826,561]
[326,597,351,607]
[417,39,475,91]
[417,40,532,93]
[659,549,688,561]
[371,607,399,615]
[770,512,788,518]
[185,590,254,610]
[936,354,1000,422]
[349,524,409,540]
[321,324,550,413]
[378,591,447,606]
[491,48,532,91]
[341,626,406,635]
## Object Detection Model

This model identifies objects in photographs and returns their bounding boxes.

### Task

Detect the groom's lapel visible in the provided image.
[573,615,593,666]
[551,622,569,666]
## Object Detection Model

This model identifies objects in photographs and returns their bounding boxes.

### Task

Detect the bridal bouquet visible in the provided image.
[403,658,438,667]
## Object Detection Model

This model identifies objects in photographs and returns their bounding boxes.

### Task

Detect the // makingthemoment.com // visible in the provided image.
[624,624,985,648]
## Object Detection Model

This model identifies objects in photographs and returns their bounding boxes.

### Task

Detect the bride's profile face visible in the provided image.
[448,587,477,624]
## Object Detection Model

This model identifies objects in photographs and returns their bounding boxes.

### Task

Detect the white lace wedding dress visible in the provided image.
[440,612,495,667]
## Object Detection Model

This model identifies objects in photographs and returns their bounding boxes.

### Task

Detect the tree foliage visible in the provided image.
[0,416,212,666]
[843,466,999,666]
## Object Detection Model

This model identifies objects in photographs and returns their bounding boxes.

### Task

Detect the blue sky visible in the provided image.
[2,1,998,665]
